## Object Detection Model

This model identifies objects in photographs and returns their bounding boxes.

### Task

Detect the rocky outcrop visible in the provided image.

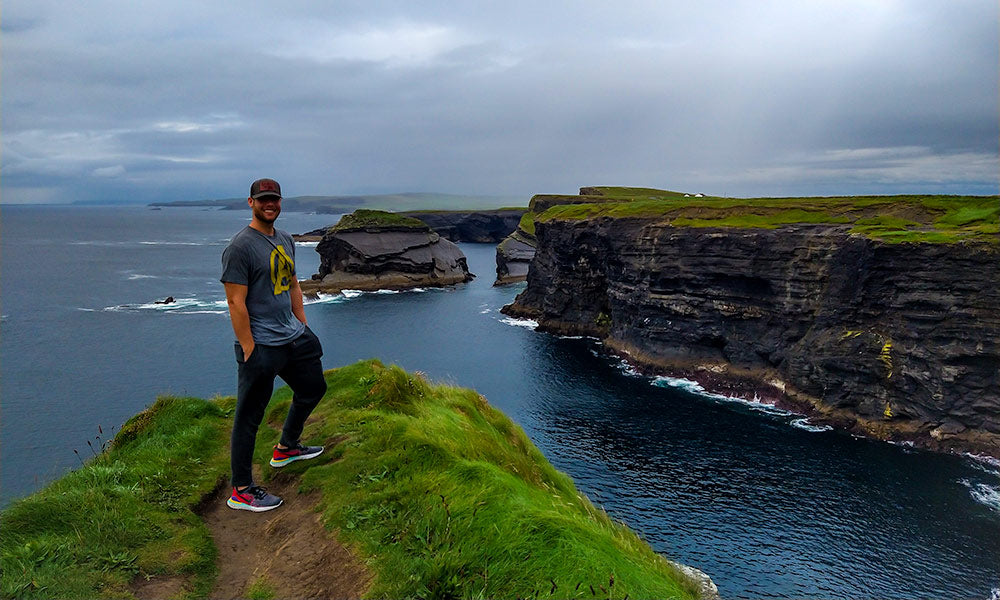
[399,210,525,243]
[503,217,1000,457]
[300,222,474,295]
[495,232,537,285]
[494,191,620,285]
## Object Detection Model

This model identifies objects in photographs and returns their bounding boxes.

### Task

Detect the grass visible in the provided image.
[533,188,999,243]
[0,396,231,599]
[333,209,430,231]
[273,360,699,599]
[1,361,701,600]
[402,207,527,214]
[517,212,536,236]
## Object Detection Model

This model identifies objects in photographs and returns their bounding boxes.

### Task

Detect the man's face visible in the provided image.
[250,195,282,224]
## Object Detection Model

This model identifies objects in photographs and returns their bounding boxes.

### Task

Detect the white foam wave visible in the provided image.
[652,375,793,417]
[653,375,706,395]
[959,479,1000,512]
[988,587,1000,600]
[102,298,228,313]
[375,289,400,294]
[888,440,917,453]
[296,241,319,247]
[480,309,493,314]
[500,317,538,329]
[341,289,363,298]
[791,418,834,433]
[965,453,1000,476]
[71,240,221,247]
[616,359,644,377]
[303,293,347,305]
[139,241,204,246]
[127,274,158,280]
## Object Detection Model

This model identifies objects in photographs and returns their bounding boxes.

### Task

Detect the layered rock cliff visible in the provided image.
[503,216,1000,456]
[300,210,474,294]
[399,209,525,243]
[493,194,609,285]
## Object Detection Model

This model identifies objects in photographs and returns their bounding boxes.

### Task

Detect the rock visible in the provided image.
[299,211,474,295]
[495,232,536,285]
[503,217,1000,457]
[293,227,329,243]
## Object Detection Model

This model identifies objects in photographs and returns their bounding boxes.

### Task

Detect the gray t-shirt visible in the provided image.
[221,226,305,345]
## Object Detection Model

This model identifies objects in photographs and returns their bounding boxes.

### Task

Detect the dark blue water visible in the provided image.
[2,205,999,599]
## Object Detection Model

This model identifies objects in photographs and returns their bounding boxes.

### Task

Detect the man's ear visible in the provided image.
[247,197,254,208]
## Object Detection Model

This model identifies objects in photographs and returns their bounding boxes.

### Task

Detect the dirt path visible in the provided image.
[199,469,371,600]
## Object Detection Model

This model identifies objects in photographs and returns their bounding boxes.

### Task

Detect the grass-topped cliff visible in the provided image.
[332,209,430,231]
[1,360,708,599]
[532,187,999,243]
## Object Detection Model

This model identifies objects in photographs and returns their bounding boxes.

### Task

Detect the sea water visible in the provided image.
[2,205,998,598]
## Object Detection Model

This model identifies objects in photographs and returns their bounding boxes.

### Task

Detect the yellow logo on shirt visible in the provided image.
[270,245,294,295]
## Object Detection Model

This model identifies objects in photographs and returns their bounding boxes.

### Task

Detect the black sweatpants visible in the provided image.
[231,326,326,488]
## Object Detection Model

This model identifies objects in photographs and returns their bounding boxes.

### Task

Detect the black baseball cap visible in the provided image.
[250,178,282,199]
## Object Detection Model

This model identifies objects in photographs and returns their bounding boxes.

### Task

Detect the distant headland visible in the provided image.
[149,192,524,214]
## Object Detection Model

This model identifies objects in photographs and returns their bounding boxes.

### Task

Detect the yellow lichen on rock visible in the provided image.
[879,341,893,379]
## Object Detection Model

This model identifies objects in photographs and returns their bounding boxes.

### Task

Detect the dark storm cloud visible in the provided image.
[2,0,997,204]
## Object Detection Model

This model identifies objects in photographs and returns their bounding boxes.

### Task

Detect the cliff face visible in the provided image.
[504,217,1000,455]
[494,193,613,285]
[400,210,525,243]
[300,225,474,294]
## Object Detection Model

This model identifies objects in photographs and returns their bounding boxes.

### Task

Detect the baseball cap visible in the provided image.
[250,178,282,199]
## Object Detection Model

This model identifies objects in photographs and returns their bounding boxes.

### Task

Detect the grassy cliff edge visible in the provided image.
[1,360,709,599]
[534,187,999,244]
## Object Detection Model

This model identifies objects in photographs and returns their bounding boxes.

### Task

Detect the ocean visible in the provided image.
[1,204,998,598]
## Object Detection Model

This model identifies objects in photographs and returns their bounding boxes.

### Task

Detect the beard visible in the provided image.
[252,203,281,224]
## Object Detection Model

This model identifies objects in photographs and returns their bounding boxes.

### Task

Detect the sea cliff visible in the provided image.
[399,209,525,243]
[503,189,1000,457]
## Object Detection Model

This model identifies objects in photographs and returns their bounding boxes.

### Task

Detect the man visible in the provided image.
[220,178,327,512]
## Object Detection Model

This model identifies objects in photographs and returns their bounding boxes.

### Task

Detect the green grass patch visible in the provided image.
[244,577,277,600]
[334,209,429,231]
[533,191,999,244]
[518,212,536,236]
[585,186,692,200]
[262,360,701,599]
[673,209,851,229]
[0,396,231,599]
[2,362,702,599]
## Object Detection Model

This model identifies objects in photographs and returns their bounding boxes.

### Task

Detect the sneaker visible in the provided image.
[270,442,324,467]
[226,485,283,512]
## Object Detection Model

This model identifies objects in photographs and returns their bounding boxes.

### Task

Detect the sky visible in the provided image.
[2,0,998,205]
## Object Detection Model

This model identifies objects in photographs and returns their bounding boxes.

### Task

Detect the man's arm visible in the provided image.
[289,277,307,326]
[224,282,255,360]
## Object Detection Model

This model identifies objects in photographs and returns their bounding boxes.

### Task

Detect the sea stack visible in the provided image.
[300,210,474,295]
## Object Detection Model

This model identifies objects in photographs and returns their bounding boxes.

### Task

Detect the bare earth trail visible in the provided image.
[132,464,371,600]
[200,470,371,600]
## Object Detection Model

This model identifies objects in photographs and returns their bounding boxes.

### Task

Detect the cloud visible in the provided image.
[270,22,475,67]
[1,0,997,204]
[92,165,126,178]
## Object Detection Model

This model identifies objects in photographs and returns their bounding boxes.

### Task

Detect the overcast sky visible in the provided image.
[3,1,998,204]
